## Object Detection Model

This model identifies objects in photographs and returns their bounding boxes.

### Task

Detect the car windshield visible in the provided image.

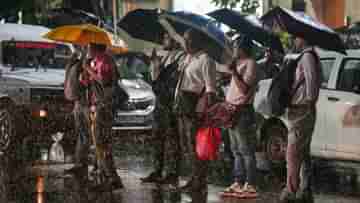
[2,40,72,69]
[114,55,149,79]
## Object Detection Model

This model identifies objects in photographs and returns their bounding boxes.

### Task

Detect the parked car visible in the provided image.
[0,24,155,162]
[112,52,155,131]
[0,23,74,161]
[254,49,360,169]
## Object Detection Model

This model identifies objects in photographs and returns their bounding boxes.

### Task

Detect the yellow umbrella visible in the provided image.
[109,46,129,54]
[43,24,112,46]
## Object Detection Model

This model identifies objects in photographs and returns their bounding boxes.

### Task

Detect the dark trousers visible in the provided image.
[178,115,208,188]
[152,104,180,175]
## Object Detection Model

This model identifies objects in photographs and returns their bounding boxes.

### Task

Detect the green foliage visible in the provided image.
[278,31,293,52]
[241,0,260,14]
[211,0,260,13]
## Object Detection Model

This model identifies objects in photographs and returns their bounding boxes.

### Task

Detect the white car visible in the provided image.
[254,49,360,167]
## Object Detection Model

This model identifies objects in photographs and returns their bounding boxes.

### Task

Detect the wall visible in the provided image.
[345,0,360,24]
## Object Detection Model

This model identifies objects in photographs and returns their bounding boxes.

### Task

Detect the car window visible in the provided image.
[320,58,336,88]
[2,40,72,69]
[337,58,360,93]
[114,55,150,80]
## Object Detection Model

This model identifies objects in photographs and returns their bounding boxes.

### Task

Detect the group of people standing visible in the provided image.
[140,28,321,203]
[63,24,321,203]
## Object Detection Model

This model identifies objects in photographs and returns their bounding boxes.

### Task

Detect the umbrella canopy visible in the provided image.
[160,11,231,63]
[207,8,284,54]
[261,6,346,54]
[43,24,112,46]
[109,46,129,54]
[117,8,167,44]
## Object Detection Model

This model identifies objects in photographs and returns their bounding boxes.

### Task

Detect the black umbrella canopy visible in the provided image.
[117,8,167,44]
[261,6,346,54]
[207,8,284,54]
[160,11,231,64]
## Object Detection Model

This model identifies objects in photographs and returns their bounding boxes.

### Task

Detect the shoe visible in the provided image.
[140,171,162,183]
[296,189,314,203]
[219,182,243,197]
[232,183,258,199]
[178,179,193,193]
[223,182,243,193]
[279,188,296,203]
[89,176,124,192]
[64,165,87,176]
[159,174,179,185]
[179,179,206,194]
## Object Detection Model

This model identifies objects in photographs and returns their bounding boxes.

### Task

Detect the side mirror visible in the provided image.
[136,73,144,79]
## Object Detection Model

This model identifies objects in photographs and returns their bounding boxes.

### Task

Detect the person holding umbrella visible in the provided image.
[174,28,217,194]
[140,32,185,185]
[278,36,321,203]
[69,43,124,191]
[44,24,124,191]
[260,7,342,203]
[218,36,259,199]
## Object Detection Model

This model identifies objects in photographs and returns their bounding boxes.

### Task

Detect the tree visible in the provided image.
[211,0,260,13]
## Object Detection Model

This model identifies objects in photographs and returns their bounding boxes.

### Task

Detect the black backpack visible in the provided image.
[267,50,319,116]
[152,53,184,107]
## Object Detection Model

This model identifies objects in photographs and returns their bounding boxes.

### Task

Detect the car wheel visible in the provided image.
[0,108,14,153]
[264,123,288,167]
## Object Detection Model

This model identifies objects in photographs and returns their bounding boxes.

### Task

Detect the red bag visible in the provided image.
[204,102,239,128]
[195,127,221,160]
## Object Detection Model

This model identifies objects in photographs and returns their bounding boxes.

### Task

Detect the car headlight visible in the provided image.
[119,98,155,111]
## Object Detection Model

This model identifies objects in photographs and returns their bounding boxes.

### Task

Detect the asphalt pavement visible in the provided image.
[0,134,359,203]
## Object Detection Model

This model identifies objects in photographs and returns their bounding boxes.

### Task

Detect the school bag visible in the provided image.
[267,50,319,116]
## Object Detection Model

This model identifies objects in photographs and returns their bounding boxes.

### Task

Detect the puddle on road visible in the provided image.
[1,134,360,203]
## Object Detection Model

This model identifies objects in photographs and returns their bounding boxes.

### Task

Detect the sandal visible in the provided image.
[219,182,243,197]
[232,183,258,199]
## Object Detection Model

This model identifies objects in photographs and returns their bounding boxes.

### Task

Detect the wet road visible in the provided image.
[1,135,360,203]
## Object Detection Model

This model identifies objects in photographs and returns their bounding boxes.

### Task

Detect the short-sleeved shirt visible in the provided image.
[225,59,258,105]
[179,52,217,94]
[291,47,321,105]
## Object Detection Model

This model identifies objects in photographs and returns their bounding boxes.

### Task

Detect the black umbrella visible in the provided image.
[207,8,284,54]
[117,8,167,44]
[160,11,231,63]
[261,6,346,54]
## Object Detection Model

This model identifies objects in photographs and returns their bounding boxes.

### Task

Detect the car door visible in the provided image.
[322,57,360,161]
[311,57,338,158]
[335,58,360,161]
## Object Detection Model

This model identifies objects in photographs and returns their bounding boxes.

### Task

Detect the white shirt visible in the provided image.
[179,52,217,94]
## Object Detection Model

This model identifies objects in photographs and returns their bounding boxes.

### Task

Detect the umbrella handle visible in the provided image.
[90,111,104,164]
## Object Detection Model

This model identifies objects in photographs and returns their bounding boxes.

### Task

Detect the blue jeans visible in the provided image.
[228,106,257,185]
